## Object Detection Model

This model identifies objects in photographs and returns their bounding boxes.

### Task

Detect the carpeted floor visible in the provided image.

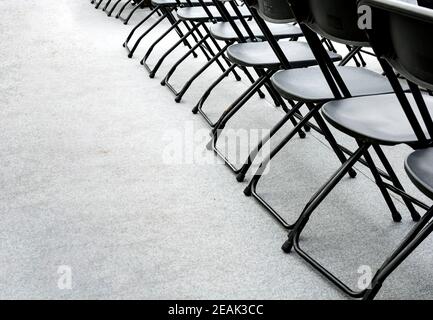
[0,0,431,299]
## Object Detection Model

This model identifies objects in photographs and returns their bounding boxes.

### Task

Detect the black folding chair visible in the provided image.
[241,0,422,230]
[281,0,433,299]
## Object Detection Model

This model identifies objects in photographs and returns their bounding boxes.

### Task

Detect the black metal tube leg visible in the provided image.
[362,149,402,223]
[162,33,210,88]
[116,0,132,18]
[127,12,168,58]
[373,145,421,221]
[103,0,113,11]
[174,45,230,103]
[123,6,160,48]
[165,13,195,53]
[122,0,145,24]
[364,207,433,300]
[107,0,122,16]
[192,65,236,118]
[308,103,357,179]
[141,20,181,72]
[236,102,305,182]
[143,22,200,77]
[95,0,104,9]
[209,74,271,145]
[241,67,265,99]
[244,105,321,195]
[282,144,370,254]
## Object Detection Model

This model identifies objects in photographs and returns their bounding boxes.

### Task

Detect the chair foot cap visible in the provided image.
[236,174,245,183]
[281,238,293,253]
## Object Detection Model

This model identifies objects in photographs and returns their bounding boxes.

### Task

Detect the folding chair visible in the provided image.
[241,0,421,230]
[280,0,433,299]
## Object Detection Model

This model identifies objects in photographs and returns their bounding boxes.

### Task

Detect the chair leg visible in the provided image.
[107,0,122,16]
[123,5,161,49]
[102,0,113,11]
[95,0,104,9]
[303,103,356,176]
[125,12,168,58]
[242,105,323,228]
[121,0,145,24]
[241,104,320,187]
[362,149,403,223]
[166,13,196,53]
[180,21,201,56]
[143,23,200,78]
[236,101,305,182]
[161,33,211,93]
[241,67,266,99]
[206,72,304,178]
[364,207,433,300]
[340,46,362,66]
[373,145,421,221]
[282,143,370,252]
[278,145,371,298]
[208,72,273,146]
[141,20,182,73]
[191,26,227,75]
[115,0,132,19]
[192,65,238,124]
[191,65,265,126]
[242,102,359,227]
[200,23,239,80]
[174,44,231,103]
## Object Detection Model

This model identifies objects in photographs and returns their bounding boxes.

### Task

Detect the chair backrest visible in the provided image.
[360,0,433,144]
[287,0,370,46]
[418,0,433,9]
[361,0,433,90]
[246,0,295,23]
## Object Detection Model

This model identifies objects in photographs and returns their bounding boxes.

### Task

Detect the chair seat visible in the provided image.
[176,6,251,22]
[226,40,341,69]
[210,21,302,41]
[271,66,397,102]
[405,148,433,200]
[322,93,433,145]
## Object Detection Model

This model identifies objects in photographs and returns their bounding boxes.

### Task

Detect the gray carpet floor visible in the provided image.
[0,0,432,299]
